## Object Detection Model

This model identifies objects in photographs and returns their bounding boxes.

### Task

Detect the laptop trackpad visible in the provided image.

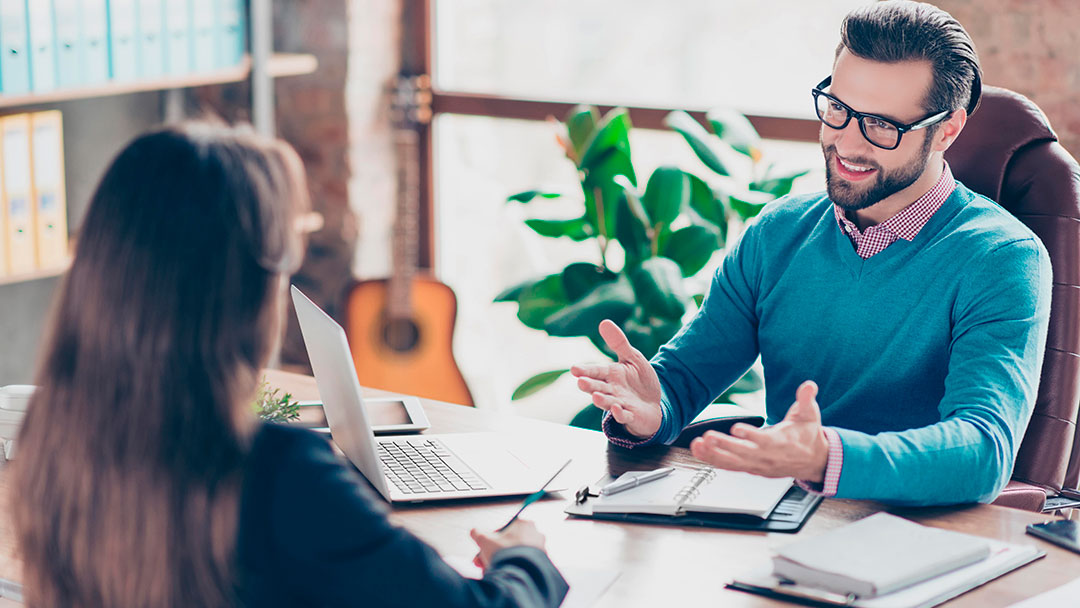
[438,433,550,491]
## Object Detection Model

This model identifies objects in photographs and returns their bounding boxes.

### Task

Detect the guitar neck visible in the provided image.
[387,75,430,319]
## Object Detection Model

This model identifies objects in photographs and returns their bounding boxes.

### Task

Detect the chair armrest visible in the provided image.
[672,415,765,448]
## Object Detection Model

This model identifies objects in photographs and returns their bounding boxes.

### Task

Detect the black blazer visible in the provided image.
[236,423,568,607]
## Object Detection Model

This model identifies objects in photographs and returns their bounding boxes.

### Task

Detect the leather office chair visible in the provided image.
[945,86,1080,512]
[674,87,1080,512]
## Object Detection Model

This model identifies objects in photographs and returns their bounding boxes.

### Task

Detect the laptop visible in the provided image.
[291,285,565,503]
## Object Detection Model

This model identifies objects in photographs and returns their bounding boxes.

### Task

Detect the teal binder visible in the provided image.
[27,0,57,92]
[81,0,109,85]
[0,0,31,94]
[136,0,164,78]
[216,0,243,68]
[190,0,215,73]
[107,0,138,81]
[53,0,80,87]
[164,0,191,75]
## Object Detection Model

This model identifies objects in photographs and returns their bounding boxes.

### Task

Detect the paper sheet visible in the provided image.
[446,555,620,608]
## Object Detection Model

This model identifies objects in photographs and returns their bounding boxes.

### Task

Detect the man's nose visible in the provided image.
[831,119,870,157]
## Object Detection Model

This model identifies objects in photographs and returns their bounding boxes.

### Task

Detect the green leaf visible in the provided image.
[561,263,616,301]
[582,149,635,238]
[544,278,635,337]
[641,166,689,227]
[569,404,605,430]
[516,274,568,330]
[750,166,810,197]
[686,172,724,227]
[728,190,775,220]
[717,368,764,403]
[692,293,705,307]
[629,257,687,320]
[508,190,562,204]
[579,108,633,174]
[524,217,591,241]
[565,105,599,159]
[662,225,721,277]
[664,110,730,176]
[615,189,649,268]
[494,277,538,303]
[511,369,570,400]
[622,315,682,359]
[706,108,761,158]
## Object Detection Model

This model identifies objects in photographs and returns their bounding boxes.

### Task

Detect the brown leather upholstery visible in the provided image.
[945,86,1080,512]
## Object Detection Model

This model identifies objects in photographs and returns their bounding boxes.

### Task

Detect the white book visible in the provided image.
[591,467,792,519]
[772,513,992,598]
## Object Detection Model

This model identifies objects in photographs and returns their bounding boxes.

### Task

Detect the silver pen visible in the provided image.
[600,467,676,496]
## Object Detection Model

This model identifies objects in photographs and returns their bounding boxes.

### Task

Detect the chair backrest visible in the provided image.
[945,86,1080,495]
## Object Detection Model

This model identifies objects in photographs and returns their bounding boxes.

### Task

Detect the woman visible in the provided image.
[11,123,567,607]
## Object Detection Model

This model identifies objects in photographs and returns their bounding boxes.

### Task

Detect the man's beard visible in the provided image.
[823,135,934,211]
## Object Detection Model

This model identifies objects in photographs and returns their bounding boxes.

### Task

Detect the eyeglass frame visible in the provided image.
[811,76,952,150]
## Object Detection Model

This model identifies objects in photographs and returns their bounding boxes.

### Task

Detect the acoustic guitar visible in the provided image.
[345,75,474,406]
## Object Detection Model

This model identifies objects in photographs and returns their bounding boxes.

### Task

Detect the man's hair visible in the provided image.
[837,0,982,117]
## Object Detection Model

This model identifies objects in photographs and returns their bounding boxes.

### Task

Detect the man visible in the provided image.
[571,0,1052,506]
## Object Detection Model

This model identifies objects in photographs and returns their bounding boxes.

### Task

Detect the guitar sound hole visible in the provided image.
[382,318,421,353]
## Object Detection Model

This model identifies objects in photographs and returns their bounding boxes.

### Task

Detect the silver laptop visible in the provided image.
[291,285,563,503]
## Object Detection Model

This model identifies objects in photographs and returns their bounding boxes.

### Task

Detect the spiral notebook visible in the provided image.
[591,467,793,519]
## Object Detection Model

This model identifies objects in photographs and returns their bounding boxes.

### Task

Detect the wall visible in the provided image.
[935,0,1080,155]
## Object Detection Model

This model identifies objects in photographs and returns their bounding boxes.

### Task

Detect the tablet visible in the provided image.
[296,396,431,435]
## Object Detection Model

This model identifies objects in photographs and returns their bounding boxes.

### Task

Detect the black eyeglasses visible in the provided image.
[811,76,951,150]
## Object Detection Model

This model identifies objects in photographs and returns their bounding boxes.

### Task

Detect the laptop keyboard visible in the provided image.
[377,438,490,495]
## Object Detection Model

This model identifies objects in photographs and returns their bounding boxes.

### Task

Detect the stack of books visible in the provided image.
[0,384,33,463]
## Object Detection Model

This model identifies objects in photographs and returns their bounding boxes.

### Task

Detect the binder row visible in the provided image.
[0,111,67,277]
[0,0,247,94]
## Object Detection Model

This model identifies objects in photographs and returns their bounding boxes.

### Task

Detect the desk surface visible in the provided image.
[1,368,1078,607]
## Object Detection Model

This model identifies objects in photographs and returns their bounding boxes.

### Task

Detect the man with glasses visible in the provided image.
[571,1,1052,506]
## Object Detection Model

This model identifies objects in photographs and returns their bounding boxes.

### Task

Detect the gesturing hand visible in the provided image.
[689,380,829,482]
[570,319,663,439]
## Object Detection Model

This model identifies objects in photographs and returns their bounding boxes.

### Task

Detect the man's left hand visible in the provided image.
[689,380,829,483]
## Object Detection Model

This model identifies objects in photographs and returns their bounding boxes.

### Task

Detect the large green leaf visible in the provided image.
[582,148,635,239]
[686,172,724,227]
[516,274,568,330]
[562,263,616,301]
[494,276,537,303]
[565,105,599,159]
[662,225,721,277]
[544,278,635,337]
[524,217,591,241]
[750,165,810,197]
[579,108,633,174]
[615,190,650,268]
[706,108,761,158]
[629,257,687,320]
[622,315,683,359]
[511,369,570,400]
[641,166,689,227]
[664,111,730,176]
[728,190,775,221]
[507,190,562,204]
[569,404,605,430]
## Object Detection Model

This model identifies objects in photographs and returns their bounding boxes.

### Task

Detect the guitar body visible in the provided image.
[345,276,474,406]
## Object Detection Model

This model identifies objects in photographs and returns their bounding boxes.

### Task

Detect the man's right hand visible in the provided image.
[570,319,663,439]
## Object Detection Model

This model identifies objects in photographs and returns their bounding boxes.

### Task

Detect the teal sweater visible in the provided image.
[644,183,1052,506]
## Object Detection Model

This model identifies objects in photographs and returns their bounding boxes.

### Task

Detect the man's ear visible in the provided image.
[934,108,968,153]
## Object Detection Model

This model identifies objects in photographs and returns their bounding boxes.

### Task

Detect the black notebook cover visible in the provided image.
[565,475,822,533]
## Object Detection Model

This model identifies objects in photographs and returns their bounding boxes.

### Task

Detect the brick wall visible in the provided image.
[935,0,1080,156]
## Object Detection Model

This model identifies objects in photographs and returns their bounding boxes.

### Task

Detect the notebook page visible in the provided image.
[591,468,700,515]
[683,469,794,518]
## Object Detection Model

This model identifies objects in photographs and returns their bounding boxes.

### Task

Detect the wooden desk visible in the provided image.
[2,369,1078,606]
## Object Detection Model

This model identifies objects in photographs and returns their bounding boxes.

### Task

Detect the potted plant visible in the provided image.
[497,105,807,429]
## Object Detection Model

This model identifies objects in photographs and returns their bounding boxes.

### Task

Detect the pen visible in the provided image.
[600,467,676,496]
[496,459,572,532]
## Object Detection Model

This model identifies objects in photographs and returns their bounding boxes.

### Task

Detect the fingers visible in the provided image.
[592,393,636,424]
[785,380,821,424]
[576,377,611,395]
[598,319,641,362]
[570,364,610,380]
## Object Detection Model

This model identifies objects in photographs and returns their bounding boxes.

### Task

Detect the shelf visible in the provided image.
[0,259,71,287]
[0,53,318,110]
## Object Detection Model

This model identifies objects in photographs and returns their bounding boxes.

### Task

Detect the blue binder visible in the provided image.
[27,0,57,92]
[164,0,191,75]
[0,0,31,94]
[81,0,109,85]
[190,0,215,73]
[136,0,165,78]
[216,0,244,68]
[53,0,81,87]
[107,0,138,81]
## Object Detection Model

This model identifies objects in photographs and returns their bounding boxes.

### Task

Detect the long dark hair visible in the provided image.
[12,122,308,606]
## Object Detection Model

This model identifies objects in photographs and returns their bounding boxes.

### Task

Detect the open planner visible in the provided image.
[566,467,823,533]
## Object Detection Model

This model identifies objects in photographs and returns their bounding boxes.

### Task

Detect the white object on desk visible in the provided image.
[0,385,34,412]
[600,467,675,495]
[445,556,620,608]
[1008,576,1080,606]
[592,466,792,519]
